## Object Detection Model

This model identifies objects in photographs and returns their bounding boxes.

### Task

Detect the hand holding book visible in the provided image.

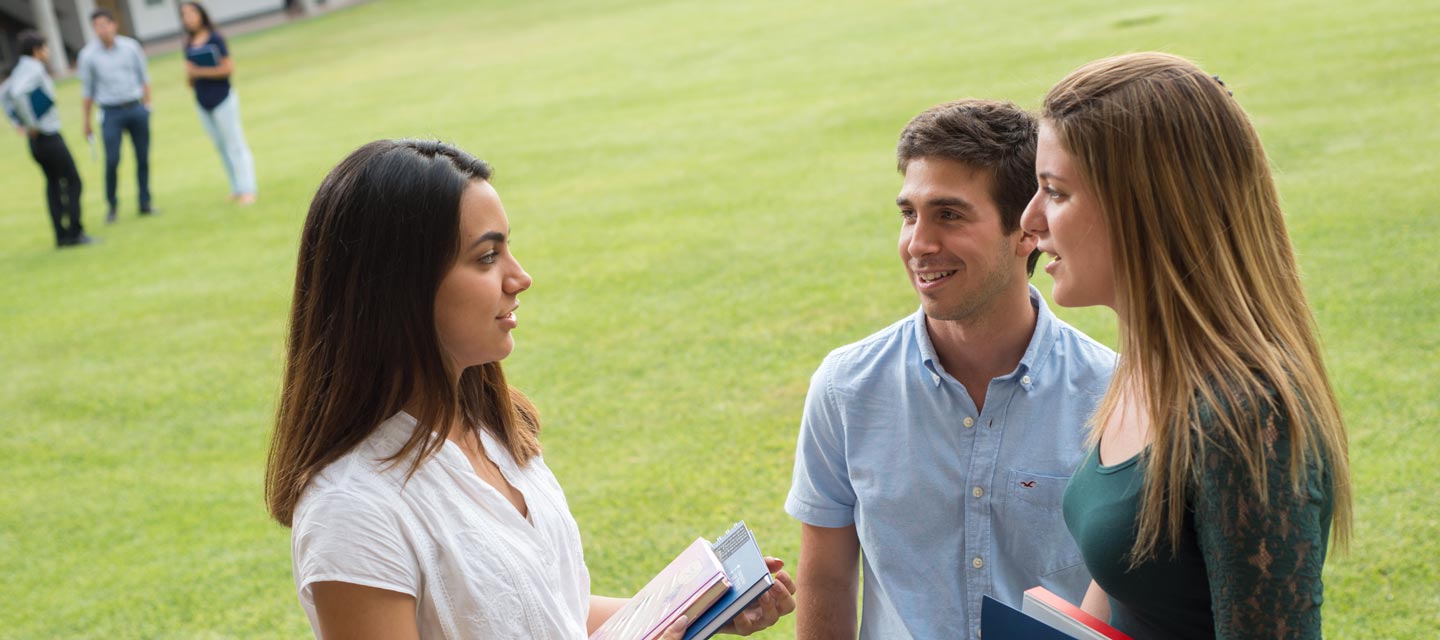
[710,557,796,637]
[590,523,797,640]
[647,572,801,640]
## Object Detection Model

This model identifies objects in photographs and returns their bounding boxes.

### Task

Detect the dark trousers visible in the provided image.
[101,103,151,210]
[28,133,85,245]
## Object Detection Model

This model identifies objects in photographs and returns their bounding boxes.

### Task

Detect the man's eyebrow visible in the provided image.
[466,230,507,251]
[896,195,975,210]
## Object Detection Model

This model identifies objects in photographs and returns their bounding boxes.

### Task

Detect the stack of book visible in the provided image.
[589,522,775,640]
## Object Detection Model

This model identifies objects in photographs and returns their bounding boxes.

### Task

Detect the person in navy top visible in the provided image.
[182,2,257,205]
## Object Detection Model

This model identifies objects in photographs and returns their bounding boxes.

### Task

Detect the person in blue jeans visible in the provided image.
[181,2,257,205]
[78,9,155,223]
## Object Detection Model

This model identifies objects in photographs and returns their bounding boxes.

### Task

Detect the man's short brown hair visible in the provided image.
[896,99,1040,274]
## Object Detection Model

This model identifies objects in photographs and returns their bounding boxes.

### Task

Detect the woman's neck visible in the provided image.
[191,28,210,45]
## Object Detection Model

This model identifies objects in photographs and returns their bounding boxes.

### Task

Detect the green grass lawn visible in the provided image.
[2,0,1436,636]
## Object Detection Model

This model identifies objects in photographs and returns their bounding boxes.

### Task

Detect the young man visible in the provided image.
[78,9,155,222]
[785,100,1115,639]
[3,30,93,248]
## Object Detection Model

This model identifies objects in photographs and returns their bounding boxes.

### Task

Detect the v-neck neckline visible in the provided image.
[446,428,534,527]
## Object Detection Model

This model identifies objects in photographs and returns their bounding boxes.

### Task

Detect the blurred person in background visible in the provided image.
[3,30,94,248]
[181,1,258,205]
[79,9,156,222]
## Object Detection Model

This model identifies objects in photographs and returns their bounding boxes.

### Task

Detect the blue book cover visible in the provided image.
[980,595,1074,640]
[683,522,774,640]
[188,45,221,67]
[28,87,54,120]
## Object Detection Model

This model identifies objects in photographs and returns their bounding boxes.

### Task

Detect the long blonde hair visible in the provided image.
[1042,53,1351,561]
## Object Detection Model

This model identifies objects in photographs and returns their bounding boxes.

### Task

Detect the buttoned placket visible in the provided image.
[961,368,1035,639]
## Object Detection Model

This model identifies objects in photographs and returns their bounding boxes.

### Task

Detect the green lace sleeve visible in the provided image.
[1192,396,1333,639]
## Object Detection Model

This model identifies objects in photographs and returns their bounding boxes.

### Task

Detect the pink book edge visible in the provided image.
[643,571,727,640]
[1024,586,1133,640]
[632,539,728,640]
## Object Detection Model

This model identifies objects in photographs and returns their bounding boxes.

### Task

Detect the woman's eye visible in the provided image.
[479,251,498,265]
[1045,186,1065,202]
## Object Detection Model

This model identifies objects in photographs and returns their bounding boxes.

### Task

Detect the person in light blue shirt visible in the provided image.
[785,99,1115,640]
[3,30,93,247]
[77,9,155,222]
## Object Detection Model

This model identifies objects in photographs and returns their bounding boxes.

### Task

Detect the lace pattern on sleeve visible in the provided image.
[1192,398,1330,639]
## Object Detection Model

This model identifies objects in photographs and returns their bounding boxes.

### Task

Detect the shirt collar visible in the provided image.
[915,285,1056,391]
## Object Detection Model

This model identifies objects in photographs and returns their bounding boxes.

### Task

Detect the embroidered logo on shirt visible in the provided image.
[1019,480,1037,488]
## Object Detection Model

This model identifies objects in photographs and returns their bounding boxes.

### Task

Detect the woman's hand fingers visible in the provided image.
[657,615,690,640]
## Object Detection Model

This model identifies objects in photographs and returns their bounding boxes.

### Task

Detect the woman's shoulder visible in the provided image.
[295,414,426,521]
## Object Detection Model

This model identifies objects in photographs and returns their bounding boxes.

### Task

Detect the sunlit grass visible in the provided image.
[1,0,1435,635]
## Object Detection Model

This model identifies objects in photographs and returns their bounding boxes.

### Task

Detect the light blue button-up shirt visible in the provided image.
[786,286,1115,639]
[77,35,149,106]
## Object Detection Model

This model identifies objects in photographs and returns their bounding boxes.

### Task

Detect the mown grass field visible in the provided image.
[1,0,1436,636]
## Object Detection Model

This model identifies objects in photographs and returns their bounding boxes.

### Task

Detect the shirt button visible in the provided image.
[1021,375,1032,385]
[963,417,975,428]
[972,486,984,498]
[932,374,941,384]
[972,557,984,569]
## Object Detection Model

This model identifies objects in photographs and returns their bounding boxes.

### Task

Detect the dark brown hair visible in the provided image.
[266,140,541,527]
[896,99,1041,274]
[17,30,45,57]
[179,2,216,37]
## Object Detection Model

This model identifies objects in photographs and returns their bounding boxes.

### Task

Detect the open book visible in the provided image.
[589,538,730,640]
[683,522,775,640]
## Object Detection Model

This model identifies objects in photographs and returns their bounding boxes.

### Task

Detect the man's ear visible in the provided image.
[1015,229,1039,257]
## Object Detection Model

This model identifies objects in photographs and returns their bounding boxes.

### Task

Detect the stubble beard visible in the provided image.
[920,244,1021,324]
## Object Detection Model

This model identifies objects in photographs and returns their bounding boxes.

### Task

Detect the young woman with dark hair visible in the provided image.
[181,2,257,204]
[266,140,795,639]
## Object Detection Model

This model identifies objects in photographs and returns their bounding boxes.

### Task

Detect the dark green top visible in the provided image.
[1062,395,1334,639]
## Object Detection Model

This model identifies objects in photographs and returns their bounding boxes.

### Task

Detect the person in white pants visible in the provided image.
[181,2,257,205]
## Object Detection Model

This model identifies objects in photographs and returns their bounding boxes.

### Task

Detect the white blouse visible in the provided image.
[292,412,591,639]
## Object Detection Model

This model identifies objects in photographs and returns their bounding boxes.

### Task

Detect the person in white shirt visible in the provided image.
[265,139,796,639]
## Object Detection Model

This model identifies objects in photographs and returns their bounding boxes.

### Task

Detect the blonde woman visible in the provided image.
[1020,52,1351,639]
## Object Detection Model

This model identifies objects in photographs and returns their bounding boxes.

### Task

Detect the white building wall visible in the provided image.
[206,0,287,25]
[126,0,286,42]
[125,0,180,41]
[55,0,97,55]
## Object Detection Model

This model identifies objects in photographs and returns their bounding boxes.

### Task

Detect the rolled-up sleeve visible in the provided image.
[785,355,857,527]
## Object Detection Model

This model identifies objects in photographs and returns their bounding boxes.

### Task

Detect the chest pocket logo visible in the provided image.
[997,470,1086,578]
